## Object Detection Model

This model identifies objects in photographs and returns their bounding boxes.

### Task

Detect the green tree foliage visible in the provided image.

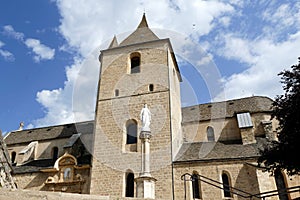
[258,57,300,176]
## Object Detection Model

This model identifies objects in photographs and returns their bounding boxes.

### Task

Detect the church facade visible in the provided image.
[3,15,300,200]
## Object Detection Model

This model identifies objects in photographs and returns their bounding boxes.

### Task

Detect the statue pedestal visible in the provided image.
[135,175,157,199]
[136,130,156,199]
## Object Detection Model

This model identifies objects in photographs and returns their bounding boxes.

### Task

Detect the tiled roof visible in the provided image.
[174,137,268,163]
[182,96,273,123]
[4,121,94,145]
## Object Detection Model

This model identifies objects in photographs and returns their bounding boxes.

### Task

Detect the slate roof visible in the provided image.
[4,96,272,145]
[4,121,94,145]
[182,96,273,123]
[108,35,118,49]
[174,137,268,163]
[12,154,92,174]
[119,13,159,47]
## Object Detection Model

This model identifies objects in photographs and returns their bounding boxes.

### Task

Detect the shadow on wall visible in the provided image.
[234,164,260,199]
[218,119,242,143]
[24,172,49,190]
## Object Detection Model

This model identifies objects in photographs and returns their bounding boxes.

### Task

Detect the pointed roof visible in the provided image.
[137,13,148,28]
[108,35,118,49]
[119,13,159,46]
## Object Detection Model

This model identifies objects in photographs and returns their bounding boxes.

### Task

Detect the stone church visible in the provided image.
[3,14,300,200]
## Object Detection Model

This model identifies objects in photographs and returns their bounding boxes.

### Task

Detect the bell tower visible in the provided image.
[90,14,183,199]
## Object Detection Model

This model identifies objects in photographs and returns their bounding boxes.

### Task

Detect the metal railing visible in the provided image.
[181,173,300,200]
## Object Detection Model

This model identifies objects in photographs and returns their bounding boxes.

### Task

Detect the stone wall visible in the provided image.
[183,112,278,144]
[13,166,91,194]
[90,40,177,199]
[173,161,300,200]
[0,188,169,200]
[174,161,271,200]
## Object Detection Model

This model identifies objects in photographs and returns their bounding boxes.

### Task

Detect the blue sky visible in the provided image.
[0,0,299,134]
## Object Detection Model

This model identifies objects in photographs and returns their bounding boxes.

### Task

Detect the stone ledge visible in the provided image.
[0,188,159,200]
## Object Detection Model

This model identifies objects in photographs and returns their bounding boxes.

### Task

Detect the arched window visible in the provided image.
[126,120,137,144]
[222,172,232,198]
[130,52,140,74]
[52,147,59,162]
[207,126,215,142]
[125,172,134,197]
[275,169,289,200]
[192,173,201,199]
[11,151,16,164]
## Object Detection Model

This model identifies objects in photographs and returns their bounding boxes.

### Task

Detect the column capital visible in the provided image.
[139,131,152,140]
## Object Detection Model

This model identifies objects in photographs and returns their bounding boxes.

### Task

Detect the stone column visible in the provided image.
[135,131,156,199]
[141,131,151,176]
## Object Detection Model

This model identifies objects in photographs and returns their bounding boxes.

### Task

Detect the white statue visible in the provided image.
[140,104,151,131]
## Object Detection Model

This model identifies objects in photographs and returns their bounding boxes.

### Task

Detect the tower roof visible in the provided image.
[119,13,159,46]
[137,13,148,28]
[108,35,119,49]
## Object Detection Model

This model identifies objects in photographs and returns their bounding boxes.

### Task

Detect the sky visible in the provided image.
[0,0,299,134]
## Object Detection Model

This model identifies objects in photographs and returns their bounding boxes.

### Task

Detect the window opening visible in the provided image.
[115,89,119,97]
[222,173,232,198]
[131,56,140,74]
[207,126,215,141]
[126,120,137,144]
[275,170,289,200]
[237,112,253,128]
[52,147,59,162]
[125,172,134,197]
[192,173,201,199]
[149,84,154,92]
[11,151,16,164]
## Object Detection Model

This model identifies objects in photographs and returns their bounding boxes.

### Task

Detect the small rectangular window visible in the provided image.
[149,84,154,92]
[115,89,119,97]
[237,112,253,128]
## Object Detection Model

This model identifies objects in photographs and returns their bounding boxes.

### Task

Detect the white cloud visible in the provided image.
[56,0,234,57]
[0,49,15,62]
[217,34,259,64]
[211,1,300,102]
[31,0,300,128]
[3,25,24,41]
[261,2,300,41]
[0,40,15,61]
[31,53,100,127]
[214,31,300,101]
[31,0,235,126]
[2,25,55,62]
[24,38,55,62]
